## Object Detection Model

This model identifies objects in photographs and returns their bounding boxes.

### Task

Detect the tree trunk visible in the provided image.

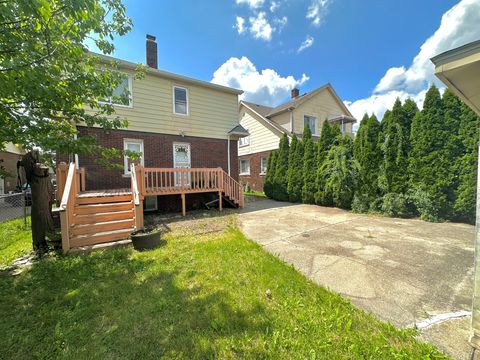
[20,151,53,254]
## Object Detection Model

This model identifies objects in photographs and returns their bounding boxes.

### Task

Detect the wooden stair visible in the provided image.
[69,192,135,249]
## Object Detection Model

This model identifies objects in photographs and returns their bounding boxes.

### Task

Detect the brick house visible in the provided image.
[238,84,356,192]
[60,35,247,213]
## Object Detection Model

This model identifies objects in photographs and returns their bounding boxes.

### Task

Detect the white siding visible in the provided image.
[238,107,281,156]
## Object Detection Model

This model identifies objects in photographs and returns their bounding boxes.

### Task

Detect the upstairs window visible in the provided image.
[173,86,188,115]
[239,135,250,147]
[304,115,317,135]
[124,139,144,175]
[101,74,132,107]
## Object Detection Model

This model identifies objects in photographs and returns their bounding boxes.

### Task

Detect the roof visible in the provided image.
[328,115,357,123]
[431,40,480,66]
[266,84,330,117]
[92,52,243,96]
[240,101,291,136]
[228,124,249,137]
[241,101,273,117]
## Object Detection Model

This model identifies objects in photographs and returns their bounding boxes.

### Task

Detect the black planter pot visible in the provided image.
[130,228,163,251]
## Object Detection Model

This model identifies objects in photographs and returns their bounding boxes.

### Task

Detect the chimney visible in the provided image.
[146,34,158,69]
[291,88,299,98]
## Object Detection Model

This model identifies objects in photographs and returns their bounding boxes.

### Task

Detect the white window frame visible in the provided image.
[239,135,250,147]
[173,85,189,116]
[260,157,267,175]
[123,138,144,175]
[239,159,250,176]
[99,73,133,108]
[144,196,158,211]
[304,115,318,135]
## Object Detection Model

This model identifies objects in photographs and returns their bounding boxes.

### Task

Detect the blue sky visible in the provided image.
[102,0,480,121]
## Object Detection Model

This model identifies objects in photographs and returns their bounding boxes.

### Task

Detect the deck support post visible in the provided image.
[181,193,186,216]
[135,200,144,229]
[60,210,70,254]
[218,191,222,211]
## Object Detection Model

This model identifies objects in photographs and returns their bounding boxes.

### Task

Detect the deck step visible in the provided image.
[72,210,134,225]
[76,195,132,205]
[71,219,135,236]
[70,228,133,248]
[74,201,133,215]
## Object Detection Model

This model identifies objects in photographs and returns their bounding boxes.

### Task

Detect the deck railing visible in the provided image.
[56,163,85,203]
[59,163,79,253]
[221,169,244,208]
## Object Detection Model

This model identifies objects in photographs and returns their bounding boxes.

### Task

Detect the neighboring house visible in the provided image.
[59,34,247,212]
[0,143,25,194]
[238,84,356,191]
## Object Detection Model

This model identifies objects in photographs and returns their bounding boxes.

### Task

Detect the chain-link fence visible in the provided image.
[0,193,30,225]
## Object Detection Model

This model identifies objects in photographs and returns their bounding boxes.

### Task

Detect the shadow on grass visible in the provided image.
[0,249,269,359]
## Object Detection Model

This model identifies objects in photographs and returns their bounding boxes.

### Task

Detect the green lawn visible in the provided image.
[0,217,31,268]
[244,190,266,197]
[0,225,447,359]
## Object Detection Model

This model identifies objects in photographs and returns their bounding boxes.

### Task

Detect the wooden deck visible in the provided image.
[56,163,244,253]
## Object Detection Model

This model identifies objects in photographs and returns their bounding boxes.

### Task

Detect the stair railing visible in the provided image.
[221,169,244,208]
[131,163,144,230]
[59,162,78,253]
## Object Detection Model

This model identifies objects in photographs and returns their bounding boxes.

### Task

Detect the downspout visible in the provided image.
[227,134,231,176]
[289,108,294,134]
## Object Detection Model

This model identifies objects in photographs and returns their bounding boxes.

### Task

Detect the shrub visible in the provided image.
[381,193,409,218]
[409,188,445,222]
[351,193,371,213]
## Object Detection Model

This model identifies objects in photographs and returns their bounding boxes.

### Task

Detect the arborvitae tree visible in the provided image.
[301,124,317,204]
[315,121,340,205]
[409,85,450,221]
[287,134,304,202]
[272,133,290,201]
[378,99,410,194]
[402,98,419,136]
[454,103,479,223]
[264,150,277,198]
[318,135,357,209]
[353,114,381,210]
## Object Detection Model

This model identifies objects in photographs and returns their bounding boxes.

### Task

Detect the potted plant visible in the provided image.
[130,226,163,251]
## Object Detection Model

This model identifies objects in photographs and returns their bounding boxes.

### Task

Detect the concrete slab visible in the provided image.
[239,199,475,359]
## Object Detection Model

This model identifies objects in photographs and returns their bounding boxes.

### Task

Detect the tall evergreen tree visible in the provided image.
[272,134,290,201]
[409,85,451,221]
[454,103,480,223]
[302,124,317,204]
[402,98,419,136]
[353,114,381,201]
[379,99,410,194]
[315,121,340,205]
[287,134,304,202]
[264,150,278,198]
[318,135,357,209]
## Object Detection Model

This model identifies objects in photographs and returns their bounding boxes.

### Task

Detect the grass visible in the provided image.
[0,225,448,359]
[0,217,31,268]
[244,190,266,197]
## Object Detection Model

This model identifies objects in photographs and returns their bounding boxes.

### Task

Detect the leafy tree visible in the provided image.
[454,103,480,223]
[378,99,410,194]
[315,121,340,205]
[301,125,317,204]
[353,114,380,201]
[264,150,278,198]
[287,134,303,202]
[0,0,134,253]
[317,135,357,209]
[272,134,290,201]
[409,85,451,221]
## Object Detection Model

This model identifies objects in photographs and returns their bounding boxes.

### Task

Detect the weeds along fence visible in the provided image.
[0,193,30,225]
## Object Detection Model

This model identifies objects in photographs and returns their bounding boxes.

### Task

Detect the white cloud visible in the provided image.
[306,0,333,27]
[235,16,246,34]
[298,35,314,53]
[345,0,480,124]
[249,12,274,41]
[236,0,265,9]
[270,1,279,12]
[211,56,309,106]
[274,16,288,32]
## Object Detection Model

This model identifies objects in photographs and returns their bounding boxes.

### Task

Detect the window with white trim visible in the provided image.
[123,139,144,175]
[239,159,250,175]
[101,74,132,107]
[239,135,250,147]
[260,157,267,175]
[173,86,188,115]
[304,115,317,135]
[144,196,158,211]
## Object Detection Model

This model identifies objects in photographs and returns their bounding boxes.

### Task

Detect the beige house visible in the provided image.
[238,84,356,191]
[432,39,480,351]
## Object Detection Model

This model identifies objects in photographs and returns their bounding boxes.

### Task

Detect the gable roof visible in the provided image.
[240,102,290,136]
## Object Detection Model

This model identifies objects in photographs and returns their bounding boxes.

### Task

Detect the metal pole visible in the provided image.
[470,132,480,349]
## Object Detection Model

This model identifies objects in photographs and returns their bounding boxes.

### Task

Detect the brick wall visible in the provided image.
[0,151,22,193]
[58,127,239,212]
[239,150,271,192]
